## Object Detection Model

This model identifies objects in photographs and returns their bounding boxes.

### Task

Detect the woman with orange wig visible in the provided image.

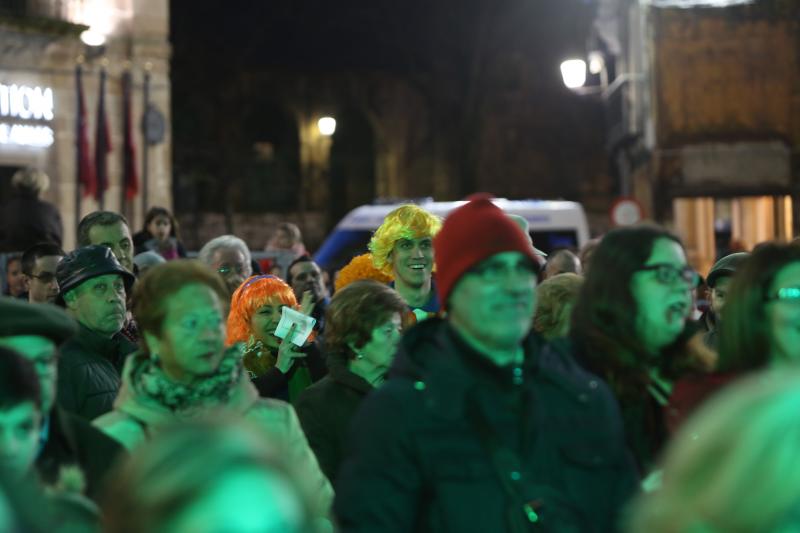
[227,275,327,402]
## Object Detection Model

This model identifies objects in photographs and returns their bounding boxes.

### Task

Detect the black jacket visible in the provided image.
[334,318,638,533]
[36,407,126,501]
[57,324,138,421]
[251,342,328,402]
[294,359,373,483]
[0,190,63,252]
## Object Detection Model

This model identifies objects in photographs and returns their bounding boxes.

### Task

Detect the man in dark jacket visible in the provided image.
[55,246,137,421]
[0,296,125,500]
[335,196,638,533]
[0,168,63,252]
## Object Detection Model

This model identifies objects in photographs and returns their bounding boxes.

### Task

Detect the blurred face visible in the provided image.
[272,228,293,249]
[765,262,800,364]
[65,274,127,337]
[289,261,328,303]
[88,221,134,272]
[211,247,249,297]
[0,336,57,412]
[0,402,41,480]
[147,284,226,383]
[250,300,288,350]
[161,468,306,533]
[390,236,434,289]
[147,215,172,242]
[710,275,732,319]
[630,238,695,355]
[26,255,61,304]
[5,259,24,297]
[448,252,537,358]
[357,313,402,373]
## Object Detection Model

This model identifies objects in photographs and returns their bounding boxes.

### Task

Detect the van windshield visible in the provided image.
[314,228,580,275]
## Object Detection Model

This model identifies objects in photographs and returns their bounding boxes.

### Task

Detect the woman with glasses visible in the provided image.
[226,275,327,402]
[94,261,333,509]
[567,225,714,472]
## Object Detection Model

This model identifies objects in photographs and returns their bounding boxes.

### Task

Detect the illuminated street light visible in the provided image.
[588,51,604,75]
[560,59,587,89]
[80,29,106,47]
[318,116,336,136]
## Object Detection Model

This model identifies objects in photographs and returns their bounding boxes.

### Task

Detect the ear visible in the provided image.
[22,274,31,291]
[143,331,162,358]
[346,339,363,358]
[63,289,78,310]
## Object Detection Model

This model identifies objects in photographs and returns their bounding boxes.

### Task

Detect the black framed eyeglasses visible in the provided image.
[30,272,57,283]
[637,263,699,286]
[765,287,800,303]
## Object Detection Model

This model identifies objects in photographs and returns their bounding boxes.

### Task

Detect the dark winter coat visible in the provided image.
[251,341,328,402]
[294,358,373,483]
[334,318,638,533]
[0,189,63,252]
[57,324,138,421]
[36,407,126,501]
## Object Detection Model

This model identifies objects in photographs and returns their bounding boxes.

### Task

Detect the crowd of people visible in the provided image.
[1,168,799,532]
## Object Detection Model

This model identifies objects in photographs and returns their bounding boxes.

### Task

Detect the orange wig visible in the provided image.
[226,275,297,346]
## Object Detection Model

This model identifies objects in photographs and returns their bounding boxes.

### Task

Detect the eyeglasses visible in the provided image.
[468,258,539,282]
[218,265,246,276]
[30,272,57,283]
[765,287,800,303]
[637,263,699,286]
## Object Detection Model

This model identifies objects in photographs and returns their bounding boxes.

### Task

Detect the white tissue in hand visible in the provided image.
[274,306,316,347]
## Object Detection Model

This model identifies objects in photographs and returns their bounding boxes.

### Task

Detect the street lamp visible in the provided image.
[560,59,587,89]
[318,116,336,136]
[80,29,106,47]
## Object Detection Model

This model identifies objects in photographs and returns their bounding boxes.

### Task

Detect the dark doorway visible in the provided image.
[329,106,376,230]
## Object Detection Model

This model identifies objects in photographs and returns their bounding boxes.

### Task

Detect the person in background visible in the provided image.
[261,222,309,277]
[4,254,26,298]
[102,418,329,533]
[579,237,602,276]
[0,346,43,481]
[294,280,406,482]
[335,196,637,533]
[627,369,800,533]
[543,249,582,279]
[0,297,124,500]
[568,226,714,473]
[77,211,135,273]
[21,243,64,304]
[226,275,327,402]
[55,246,137,421]
[0,168,63,252]
[132,206,187,260]
[198,234,253,299]
[132,251,166,277]
[369,204,442,322]
[533,273,583,340]
[94,261,333,512]
[287,255,330,334]
[701,252,750,350]
[333,253,393,293]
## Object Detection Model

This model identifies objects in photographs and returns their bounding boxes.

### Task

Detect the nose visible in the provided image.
[411,245,424,259]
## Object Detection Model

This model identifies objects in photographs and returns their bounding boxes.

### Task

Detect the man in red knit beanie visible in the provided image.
[335,194,638,533]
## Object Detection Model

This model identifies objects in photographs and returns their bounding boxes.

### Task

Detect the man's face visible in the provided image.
[0,336,57,413]
[65,274,127,337]
[710,275,732,318]
[87,221,134,272]
[389,236,434,289]
[289,261,328,303]
[448,252,537,356]
[210,247,249,297]
[5,259,25,297]
[25,255,62,304]
[0,401,41,479]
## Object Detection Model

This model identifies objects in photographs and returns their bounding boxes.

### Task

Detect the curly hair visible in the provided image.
[334,253,393,292]
[534,273,583,339]
[225,275,298,346]
[368,205,442,275]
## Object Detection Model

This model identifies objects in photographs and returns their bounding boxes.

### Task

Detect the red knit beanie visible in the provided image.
[434,194,540,307]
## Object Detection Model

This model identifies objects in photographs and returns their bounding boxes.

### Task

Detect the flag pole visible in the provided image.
[75,63,83,237]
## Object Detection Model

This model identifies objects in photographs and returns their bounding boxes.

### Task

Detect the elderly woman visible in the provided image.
[227,275,327,402]
[294,280,406,482]
[533,273,583,340]
[93,261,332,510]
[198,234,253,298]
[103,418,328,533]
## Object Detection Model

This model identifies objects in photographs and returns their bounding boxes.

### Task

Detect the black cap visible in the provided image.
[0,297,77,344]
[56,245,136,306]
[707,252,750,288]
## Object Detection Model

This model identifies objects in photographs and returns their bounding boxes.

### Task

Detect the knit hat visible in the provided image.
[0,296,77,344]
[434,194,541,306]
[707,252,750,288]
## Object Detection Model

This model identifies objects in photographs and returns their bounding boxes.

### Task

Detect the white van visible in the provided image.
[313,198,590,273]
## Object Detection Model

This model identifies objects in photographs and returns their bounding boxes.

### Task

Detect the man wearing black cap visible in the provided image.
[703,252,750,350]
[335,196,637,533]
[55,245,137,421]
[0,297,124,500]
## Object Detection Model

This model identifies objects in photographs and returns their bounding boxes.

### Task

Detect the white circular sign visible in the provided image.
[611,198,643,226]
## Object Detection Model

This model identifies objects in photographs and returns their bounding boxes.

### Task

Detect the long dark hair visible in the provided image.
[718,242,800,372]
[143,206,179,239]
[570,225,685,397]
